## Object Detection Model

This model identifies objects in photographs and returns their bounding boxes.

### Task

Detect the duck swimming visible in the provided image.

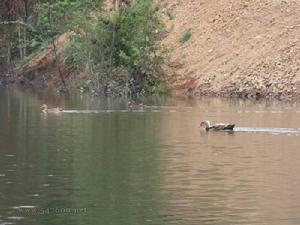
[40,104,63,113]
[200,120,235,131]
[127,101,144,110]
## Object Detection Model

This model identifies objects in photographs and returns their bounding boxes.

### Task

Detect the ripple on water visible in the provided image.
[3,91,300,225]
[11,206,36,210]
[3,155,15,158]
[7,217,24,221]
[234,127,300,135]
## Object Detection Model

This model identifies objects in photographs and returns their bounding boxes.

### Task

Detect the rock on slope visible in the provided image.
[161,0,300,99]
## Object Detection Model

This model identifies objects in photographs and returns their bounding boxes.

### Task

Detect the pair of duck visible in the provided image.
[40,101,145,113]
[40,104,235,131]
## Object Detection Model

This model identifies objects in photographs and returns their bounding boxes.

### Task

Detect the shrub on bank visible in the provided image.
[64,0,167,95]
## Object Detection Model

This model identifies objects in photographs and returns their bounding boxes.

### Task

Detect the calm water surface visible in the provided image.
[1,87,300,225]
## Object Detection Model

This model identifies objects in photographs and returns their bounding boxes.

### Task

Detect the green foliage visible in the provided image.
[1,0,168,95]
[79,79,92,93]
[30,0,103,48]
[180,30,192,43]
[113,1,162,73]
[15,51,38,67]
[64,0,167,95]
[166,10,175,20]
[64,40,87,69]
[145,80,170,94]
[0,0,104,70]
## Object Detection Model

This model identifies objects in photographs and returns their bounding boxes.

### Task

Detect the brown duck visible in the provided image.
[40,104,63,113]
[127,101,144,110]
[201,120,235,131]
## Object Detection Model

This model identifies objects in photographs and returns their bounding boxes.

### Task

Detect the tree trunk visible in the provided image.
[113,0,119,11]
[18,23,23,59]
[7,41,11,64]
[51,37,67,90]
[23,26,26,56]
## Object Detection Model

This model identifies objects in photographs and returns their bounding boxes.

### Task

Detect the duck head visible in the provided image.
[200,120,211,130]
[40,104,48,109]
[40,104,48,112]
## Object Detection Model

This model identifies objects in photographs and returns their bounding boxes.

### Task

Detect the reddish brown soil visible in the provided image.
[161,0,300,99]
[14,0,300,99]
[15,33,86,91]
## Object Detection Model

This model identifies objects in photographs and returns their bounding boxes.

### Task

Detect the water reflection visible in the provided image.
[1,87,300,225]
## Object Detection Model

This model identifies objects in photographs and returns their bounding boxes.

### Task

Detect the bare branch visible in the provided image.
[0,20,32,29]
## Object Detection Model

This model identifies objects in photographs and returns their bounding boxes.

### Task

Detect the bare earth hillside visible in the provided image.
[161,0,300,99]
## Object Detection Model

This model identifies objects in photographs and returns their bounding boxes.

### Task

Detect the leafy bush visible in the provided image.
[145,80,170,94]
[79,79,92,93]
[64,0,166,95]
[28,0,103,51]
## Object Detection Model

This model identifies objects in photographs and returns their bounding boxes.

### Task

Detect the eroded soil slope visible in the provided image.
[15,33,84,91]
[161,0,300,99]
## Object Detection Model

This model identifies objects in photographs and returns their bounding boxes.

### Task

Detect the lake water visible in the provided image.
[1,86,300,225]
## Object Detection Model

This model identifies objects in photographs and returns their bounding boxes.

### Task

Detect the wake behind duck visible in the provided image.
[200,120,300,135]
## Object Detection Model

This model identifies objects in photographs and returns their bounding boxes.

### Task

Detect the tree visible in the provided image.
[0,0,29,63]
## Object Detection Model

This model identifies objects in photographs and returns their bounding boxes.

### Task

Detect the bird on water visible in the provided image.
[200,120,235,131]
[127,101,144,110]
[40,104,63,113]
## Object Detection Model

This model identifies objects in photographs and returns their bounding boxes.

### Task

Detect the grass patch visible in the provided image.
[180,30,192,43]
[166,10,175,20]
[15,51,39,67]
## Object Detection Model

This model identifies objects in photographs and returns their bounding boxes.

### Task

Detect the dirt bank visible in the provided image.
[11,0,300,99]
[14,33,85,91]
[161,0,300,99]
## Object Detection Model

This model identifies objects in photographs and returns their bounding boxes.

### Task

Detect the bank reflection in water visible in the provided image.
[1,87,300,225]
[157,98,300,224]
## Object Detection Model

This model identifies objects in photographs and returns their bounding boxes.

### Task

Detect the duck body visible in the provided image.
[40,104,63,114]
[201,120,235,131]
[127,101,144,111]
